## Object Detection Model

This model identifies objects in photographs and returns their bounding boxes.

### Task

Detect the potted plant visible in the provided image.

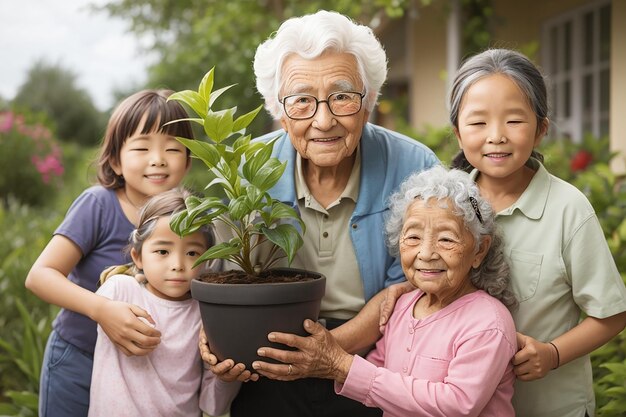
[167,68,326,368]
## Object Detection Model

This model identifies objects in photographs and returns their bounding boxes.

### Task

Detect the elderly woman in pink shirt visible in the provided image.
[253,166,518,417]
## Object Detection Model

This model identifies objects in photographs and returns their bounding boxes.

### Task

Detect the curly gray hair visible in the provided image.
[385,166,516,308]
[253,10,387,119]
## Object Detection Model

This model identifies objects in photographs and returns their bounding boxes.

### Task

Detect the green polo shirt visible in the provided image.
[471,159,626,417]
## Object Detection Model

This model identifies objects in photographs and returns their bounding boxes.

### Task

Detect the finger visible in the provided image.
[379,294,394,327]
[119,340,155,357]
[128,327,161,349]
[129,309,162,338]
[114,342,133,357]
[201,351,218,365]
[211,359,236,375]
[513,361,530,377]
[256,346,301,364]
[199,326,208,345]
[511,349,529,366]
[515,332,527,350]
[252,361,297,381]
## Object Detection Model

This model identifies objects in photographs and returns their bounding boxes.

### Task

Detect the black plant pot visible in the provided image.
[191,267,326,369]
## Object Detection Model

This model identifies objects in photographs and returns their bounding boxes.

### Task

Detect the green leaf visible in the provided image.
[232,104,264,132]
[163,117,204,127]
[243,141,270,161]
[228,195,251,220]
[198,67,215,100]
[194,242,242,267]
[168,90,207,118]
[209,84,237,108]
[176,137,220,168]
[260,223,304,265]
[242,143,275,182]
[269,201,306,232]
[204,108,235,143]
[250,159,286,192]
[5,390,39,410]
[245,184,263,207]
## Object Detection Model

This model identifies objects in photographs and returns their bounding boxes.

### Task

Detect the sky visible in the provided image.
[0,0,153,111]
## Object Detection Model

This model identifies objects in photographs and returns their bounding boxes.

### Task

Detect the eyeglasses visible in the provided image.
[279,91,365,120]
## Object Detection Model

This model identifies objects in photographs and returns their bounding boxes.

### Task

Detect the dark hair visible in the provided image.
[127,188,214,258]
[96,89,194,188]
[449,49,547,171]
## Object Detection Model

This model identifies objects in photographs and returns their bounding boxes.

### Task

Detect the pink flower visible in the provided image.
[0,111,14,133]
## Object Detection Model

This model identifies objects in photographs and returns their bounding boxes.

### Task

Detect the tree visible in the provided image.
[98,0,413,135]
[13,61,105,146]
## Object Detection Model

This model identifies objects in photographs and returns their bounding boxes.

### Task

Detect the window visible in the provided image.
[541,0,611,141]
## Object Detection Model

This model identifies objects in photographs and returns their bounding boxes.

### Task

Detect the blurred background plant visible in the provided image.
[0,110,64,208]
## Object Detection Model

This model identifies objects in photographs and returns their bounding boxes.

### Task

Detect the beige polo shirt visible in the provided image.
[289,148,365,320]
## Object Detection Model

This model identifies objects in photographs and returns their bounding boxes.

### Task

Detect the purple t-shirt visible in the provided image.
[53,185,134,354]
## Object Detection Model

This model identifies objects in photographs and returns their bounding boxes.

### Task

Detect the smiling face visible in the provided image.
[111,116,190,206]
[455,74,548,183]
[400,198,490,308]
[131,217,208,301]
[279,51,370,170]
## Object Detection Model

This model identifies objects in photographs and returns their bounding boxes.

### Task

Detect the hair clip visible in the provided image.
[468,196,484,224]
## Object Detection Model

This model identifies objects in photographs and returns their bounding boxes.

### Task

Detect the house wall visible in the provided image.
[378,3,449,131]
[493,0,625,174]
[406,3,449,130]
[610,0,626,174]
[492,0,593,50]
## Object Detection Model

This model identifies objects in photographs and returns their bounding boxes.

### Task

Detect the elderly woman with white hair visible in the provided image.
[254,166,518,417]
[201,9,439,417]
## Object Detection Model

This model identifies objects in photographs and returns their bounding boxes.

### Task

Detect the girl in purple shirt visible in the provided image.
[26,89,194,416]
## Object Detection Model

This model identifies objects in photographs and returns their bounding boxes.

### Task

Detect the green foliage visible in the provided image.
[13,61,105,146]
[0,200,61,414]
[168,68,305,276]
[0,111,64,207]
[0,141,93,415]
[98,0,438,137]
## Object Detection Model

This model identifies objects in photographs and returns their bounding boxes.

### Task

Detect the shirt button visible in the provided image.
[406,347,411,352]
[402,367,408,373]
[351,223,358,229]
[322,231,329,238]
[409,328,414,334]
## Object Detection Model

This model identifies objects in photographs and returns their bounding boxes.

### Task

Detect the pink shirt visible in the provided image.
[337,290,516,417]
[89,275,240,417]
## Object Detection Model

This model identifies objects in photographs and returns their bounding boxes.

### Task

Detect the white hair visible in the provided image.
[385,166,517,309]
[253,10,388,119]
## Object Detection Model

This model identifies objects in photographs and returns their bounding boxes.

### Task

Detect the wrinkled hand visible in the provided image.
[252,319,353,383]
[379,281,414,331]
[198,327,258,382]
[512,332,557,381]
[95,299,161,356]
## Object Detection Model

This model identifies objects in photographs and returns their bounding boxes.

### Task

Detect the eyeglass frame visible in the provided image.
[278,91,366,120]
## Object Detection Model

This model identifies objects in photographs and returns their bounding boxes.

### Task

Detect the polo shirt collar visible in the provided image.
[295,146,361,204]
[470,158,549,219]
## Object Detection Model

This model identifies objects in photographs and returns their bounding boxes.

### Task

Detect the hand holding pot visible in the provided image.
[252,319,353,384]
[198,327,259,382]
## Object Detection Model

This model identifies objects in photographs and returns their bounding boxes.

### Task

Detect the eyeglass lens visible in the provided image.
[283,92,362,119]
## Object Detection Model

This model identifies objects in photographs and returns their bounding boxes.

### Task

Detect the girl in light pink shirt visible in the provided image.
[89,189,239,417]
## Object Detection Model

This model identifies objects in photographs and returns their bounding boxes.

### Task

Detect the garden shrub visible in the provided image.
[0,111,64,207]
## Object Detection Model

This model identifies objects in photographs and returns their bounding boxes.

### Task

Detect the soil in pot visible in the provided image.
[192,268,326,369]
